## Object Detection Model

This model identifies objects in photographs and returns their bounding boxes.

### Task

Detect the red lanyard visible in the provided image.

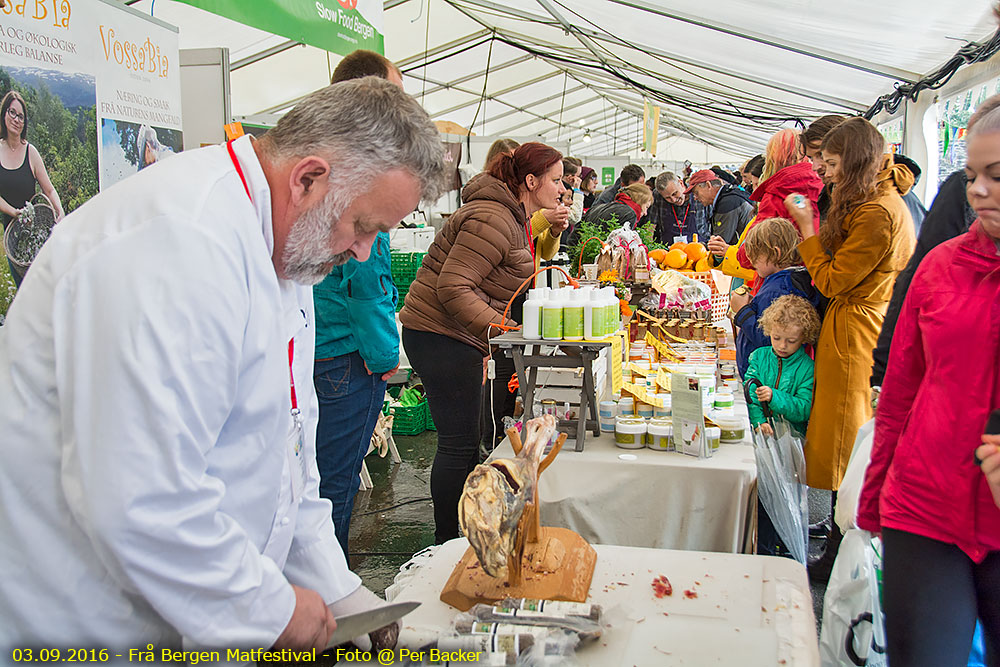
[227,139,299,417]
[672,202,691,236]
[288,339,299,413]
[524,217,535,261]
[227,139,252,201]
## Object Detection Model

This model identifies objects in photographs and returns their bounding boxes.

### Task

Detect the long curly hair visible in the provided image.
[819,117,885,251]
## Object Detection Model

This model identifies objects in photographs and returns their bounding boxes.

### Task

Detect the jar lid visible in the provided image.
[705,426,721,437]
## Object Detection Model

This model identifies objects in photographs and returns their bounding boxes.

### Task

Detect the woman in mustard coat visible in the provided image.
[782,117,915,577]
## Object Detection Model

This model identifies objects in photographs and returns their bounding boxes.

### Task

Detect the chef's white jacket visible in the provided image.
[0,136,361,650]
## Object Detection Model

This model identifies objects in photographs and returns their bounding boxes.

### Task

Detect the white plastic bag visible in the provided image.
[835,419,876,533]
[819,529,886,667]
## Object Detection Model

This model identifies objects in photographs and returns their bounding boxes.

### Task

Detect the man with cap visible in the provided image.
[648,171,709,243]
[686,168,755,256]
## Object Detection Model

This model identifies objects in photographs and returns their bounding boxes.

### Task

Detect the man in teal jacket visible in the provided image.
[314,49,405,563]
[314,230,398,563]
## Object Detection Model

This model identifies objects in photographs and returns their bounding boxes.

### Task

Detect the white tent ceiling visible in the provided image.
[126,0,998,161]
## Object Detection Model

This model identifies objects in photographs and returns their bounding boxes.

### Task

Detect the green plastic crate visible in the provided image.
[390,251,426,290]
[389,399,426,435]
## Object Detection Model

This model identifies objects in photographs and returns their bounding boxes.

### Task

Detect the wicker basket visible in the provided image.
[3,193,56,282]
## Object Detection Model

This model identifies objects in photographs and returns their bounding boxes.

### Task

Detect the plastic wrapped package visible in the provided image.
[650,269,712,310]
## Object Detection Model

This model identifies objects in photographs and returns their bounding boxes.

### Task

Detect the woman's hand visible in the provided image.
[783,193,815,239]
[546,205,570,234]
[755,385,772,403]
[729,289,750,312]
[707,235,729,258]
[977,434,1000,510]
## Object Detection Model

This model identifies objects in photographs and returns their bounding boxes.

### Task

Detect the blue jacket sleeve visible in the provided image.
[342,234,399,374]
[734,300,769,377]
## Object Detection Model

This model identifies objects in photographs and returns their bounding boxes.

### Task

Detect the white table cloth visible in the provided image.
[384,539,819,666]
[490,423,757,553]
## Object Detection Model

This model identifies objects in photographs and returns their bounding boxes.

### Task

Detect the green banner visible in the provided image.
[177,0,384,56]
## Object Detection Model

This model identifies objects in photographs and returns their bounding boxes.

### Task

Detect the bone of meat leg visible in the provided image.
[458,415,557,578]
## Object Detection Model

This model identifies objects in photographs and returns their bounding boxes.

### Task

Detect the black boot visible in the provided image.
[807,522,842,583]
[808,491,841,584]
[808,514,832,539]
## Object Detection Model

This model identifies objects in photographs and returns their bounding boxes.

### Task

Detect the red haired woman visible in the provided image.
[400,142,565,543]
[733,129,822,291]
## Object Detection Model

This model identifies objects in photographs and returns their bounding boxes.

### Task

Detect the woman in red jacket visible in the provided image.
[856,106,1000,666]
[719,129,823,293]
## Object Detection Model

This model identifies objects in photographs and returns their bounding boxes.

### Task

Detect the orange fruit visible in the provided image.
[669,241,686,252]
[648,248,667,265]
[664,248,687,269]
[685,242,708,262]
[694,257,711,272]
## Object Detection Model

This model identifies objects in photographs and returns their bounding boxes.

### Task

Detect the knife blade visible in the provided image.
[324,600,420,649]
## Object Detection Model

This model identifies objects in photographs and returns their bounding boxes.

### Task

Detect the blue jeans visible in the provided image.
[314,351,386,565]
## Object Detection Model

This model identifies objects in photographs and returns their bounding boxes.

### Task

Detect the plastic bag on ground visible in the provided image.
[819,529,886,667]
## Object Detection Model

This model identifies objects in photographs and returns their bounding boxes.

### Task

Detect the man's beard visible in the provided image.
[282,188,354,285]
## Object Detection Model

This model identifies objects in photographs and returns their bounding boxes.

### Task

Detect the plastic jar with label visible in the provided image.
[646,418,673,451]
[714,414,745,443]
[615,416,647,449]
[705,426,721,454]
[618,397,634,416]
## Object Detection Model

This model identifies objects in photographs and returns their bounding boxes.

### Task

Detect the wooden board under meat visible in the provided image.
[439,526,597,611]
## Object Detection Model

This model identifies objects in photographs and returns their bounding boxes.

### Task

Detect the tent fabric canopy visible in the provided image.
[127,0,998,160]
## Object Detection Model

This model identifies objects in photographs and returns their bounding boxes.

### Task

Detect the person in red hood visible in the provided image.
[734,129,823,293]
[855,107,1000,665]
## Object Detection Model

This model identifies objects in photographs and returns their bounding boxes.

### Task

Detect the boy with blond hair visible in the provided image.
[745,294,821,557]
[745,294,822,437]
[730,217,822,377]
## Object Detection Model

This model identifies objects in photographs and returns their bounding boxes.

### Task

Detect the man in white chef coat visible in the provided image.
[0,77,445,652]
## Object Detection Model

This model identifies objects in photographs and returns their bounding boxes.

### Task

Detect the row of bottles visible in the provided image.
[521,286,620,341]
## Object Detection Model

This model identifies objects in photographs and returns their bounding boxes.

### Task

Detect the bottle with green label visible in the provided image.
[563,289,585,341]
[603,287,618,336]
[541,289,565,340]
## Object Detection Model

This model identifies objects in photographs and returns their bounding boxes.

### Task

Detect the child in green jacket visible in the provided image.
[744,295,821,557]
[744,294,821,436]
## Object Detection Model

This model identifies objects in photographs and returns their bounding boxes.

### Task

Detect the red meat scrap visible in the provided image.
[651,575,673,598]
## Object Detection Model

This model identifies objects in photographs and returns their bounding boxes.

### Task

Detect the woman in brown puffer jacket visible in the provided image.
[400,142,565,543]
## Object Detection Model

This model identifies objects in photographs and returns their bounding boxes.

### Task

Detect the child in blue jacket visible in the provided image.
[730,217,823,378]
